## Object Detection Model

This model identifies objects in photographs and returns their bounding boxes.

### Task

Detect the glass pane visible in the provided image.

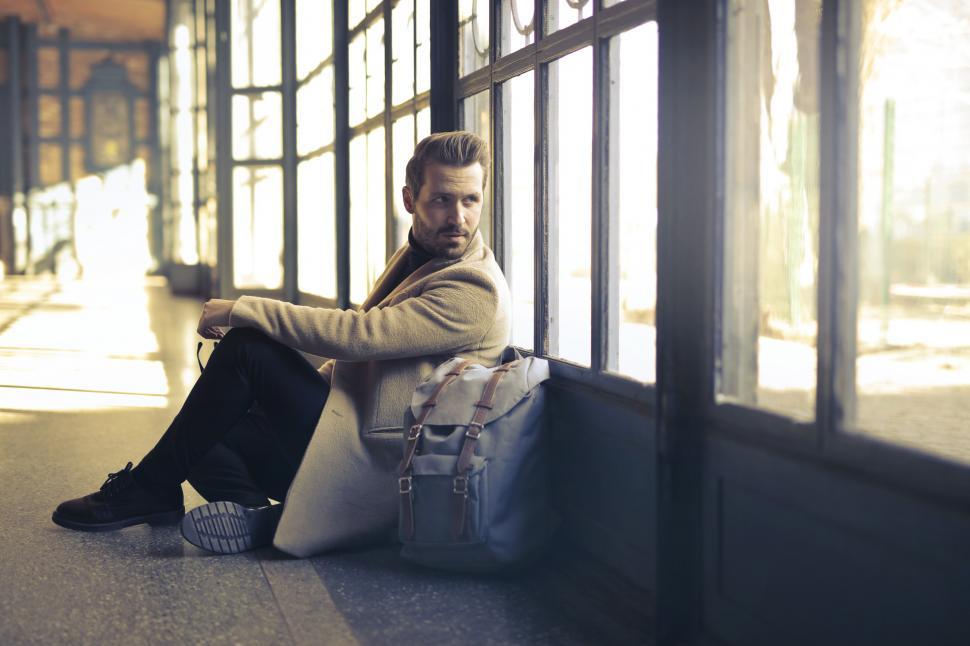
[500,0,534,58]
[416,0,431,93]
[38,95,61,138]
[544,0,593,35]
[459,0,489,77]
[392,0,415,106]
[231,0,281,88]
[297,66,335,155]
[232,165,283,289]
[349,129,387,304]
[37,48,59,89]
[610,22,658,383]
[349,0,367,29]
[852,0,970,462]
[460,90,491,248]
[718,0,819,419]
[349,33,367,125]
[549,48,592,366]
[366,19,386,119]
[232,92,282,159]
[501,72,535,351]
[296,0,333,80]
[417,106,431,140]
[392,114,416,251]
[297,154,337,298]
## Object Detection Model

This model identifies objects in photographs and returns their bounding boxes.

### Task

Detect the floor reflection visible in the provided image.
[0,277,181,414]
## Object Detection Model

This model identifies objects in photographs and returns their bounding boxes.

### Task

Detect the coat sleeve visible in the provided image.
[228,268,500,361]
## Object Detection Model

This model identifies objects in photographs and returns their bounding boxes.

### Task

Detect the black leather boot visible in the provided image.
[52,463,184,532]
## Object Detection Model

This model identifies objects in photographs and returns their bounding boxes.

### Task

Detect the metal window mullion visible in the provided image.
[233,84,285,94]
[384,0,396,261]
[591,21,615,374]
[296,141,337,163]
[334,0,351,309]
[215,0,234,297]
[430,0,457,131]
[191,0,204,268]
[816,0,860,446]
[24,23,38,266]
[282,0,298,302]
[349,4,385,39]
[490,0,505,272]
[3,18,22,273]
[535,0,552,356]
[148,41,164,270]
[57,28,70,184]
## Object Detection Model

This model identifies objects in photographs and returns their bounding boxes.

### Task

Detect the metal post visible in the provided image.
[429,0,457,132]
[334,0,350,309]
[214,0,234,297]
[281,0,298,301]
[2,18,22,273]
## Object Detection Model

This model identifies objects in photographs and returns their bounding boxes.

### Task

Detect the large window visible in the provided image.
[230,0,284,290]
[295,0,336,300]
[169,0,200,266]
[849,0,970,463]
[348,0,430,305]
[458,0,658,386]
[718,0,970,467]
[719,0,820,419]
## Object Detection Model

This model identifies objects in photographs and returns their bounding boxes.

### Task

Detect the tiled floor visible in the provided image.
[0,276,600,645]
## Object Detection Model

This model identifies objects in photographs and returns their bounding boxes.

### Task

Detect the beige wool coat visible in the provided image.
[228,231,511,557]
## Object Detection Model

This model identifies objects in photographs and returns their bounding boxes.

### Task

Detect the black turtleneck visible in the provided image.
[406,229,435,276]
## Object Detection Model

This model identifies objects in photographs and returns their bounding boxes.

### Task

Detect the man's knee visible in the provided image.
[219,326,266,347]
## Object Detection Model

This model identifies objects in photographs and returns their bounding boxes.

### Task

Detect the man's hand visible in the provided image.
[197,299,235,339]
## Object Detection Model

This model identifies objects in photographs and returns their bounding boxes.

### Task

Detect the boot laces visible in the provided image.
[100,462,135,496]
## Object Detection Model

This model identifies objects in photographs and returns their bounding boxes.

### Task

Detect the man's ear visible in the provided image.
[402,186,415,214]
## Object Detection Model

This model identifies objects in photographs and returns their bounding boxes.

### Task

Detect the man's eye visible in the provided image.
[433,196,449,204]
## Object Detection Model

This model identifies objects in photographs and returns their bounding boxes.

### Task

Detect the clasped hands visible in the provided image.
[197,299,236,339]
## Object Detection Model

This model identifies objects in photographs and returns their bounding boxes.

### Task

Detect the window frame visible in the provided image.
[345,0,433,308]
[709,0,970,509]
[456,0,659,405]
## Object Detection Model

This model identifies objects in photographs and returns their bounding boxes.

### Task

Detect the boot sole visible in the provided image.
[180,501,282,554]
[51,508,184,532]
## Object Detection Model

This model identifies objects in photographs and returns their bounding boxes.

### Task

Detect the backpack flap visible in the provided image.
[408,356,550,426]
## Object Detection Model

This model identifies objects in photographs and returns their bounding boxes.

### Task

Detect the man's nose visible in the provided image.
[446,203,467,226]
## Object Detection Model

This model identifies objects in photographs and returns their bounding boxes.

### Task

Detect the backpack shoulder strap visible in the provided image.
[451,360,517,539]
[399,359,472,541]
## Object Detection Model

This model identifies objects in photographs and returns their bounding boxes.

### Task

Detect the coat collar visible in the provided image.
[361,230,486,310]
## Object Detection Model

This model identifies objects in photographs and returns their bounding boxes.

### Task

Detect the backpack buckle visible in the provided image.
[465,422,483,439]
[399,476,413,494]
[407,425,422,441]
[453,475,468,496]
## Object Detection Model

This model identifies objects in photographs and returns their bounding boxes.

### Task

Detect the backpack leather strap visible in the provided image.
[398,359,473,476]
[398,359,472,541]
[451,361,517,540]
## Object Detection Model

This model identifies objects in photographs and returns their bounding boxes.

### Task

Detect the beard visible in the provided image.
[413,220,477,259]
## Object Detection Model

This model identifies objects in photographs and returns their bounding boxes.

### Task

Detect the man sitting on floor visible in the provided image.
[53,131,511,556]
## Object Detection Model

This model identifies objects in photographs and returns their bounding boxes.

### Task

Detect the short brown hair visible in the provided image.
[405,131,490,198]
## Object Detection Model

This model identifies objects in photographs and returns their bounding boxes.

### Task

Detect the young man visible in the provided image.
[53,131,511,556]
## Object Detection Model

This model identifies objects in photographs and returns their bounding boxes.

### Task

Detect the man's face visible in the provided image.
[403,162,484,259]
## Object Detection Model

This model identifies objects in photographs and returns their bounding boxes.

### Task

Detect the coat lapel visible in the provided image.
[359,244,412,311]
[372,231,486,308]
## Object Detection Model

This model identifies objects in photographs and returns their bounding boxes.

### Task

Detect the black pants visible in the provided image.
[133,327,330,508]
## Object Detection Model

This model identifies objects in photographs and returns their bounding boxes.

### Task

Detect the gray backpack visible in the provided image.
[397,351,557,570]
